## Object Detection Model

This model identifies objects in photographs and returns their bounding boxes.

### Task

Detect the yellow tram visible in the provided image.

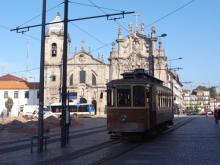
[106,69,173,139]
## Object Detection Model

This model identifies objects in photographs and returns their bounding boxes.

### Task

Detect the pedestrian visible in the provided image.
[1,111,4,119]
[218,109,220,122]
[214,109,218,123]
[206,110,208,117]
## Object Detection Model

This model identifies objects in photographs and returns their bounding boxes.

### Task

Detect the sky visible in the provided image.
[0,0,219,92]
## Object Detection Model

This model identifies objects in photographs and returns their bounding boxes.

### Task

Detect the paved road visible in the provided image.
[0,115,220,165]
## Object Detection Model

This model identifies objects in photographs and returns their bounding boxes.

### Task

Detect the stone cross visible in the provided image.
[132,12,141,28]
[81,39,85,49]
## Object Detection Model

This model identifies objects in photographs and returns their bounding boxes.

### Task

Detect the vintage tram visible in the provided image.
[106,69,173,139]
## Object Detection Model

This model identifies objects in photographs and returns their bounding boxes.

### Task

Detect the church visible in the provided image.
[44,12,168,115]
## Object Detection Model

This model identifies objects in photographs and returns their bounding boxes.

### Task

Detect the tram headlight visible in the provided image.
[120,115,127,122]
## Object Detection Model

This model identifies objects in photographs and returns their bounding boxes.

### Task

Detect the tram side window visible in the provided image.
[117,89,131,106]
[107,89,115,106]
[133,86,145,107]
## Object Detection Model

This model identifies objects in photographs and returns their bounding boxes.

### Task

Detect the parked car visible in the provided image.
[201,111,206,115]
[208,111,213,115]
[187,111,197,115]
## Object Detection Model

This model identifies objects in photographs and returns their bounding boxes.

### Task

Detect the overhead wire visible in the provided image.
[88,0,129,33]
[144,0,195,28]
[17,2,64,28]
[1,0,196,57]
[69,1,122,12]
[70,22,111,49]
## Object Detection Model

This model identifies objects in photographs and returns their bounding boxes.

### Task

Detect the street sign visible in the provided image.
[77,103,79,107]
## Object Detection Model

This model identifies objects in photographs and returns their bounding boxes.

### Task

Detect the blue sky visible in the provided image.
[0,0,219,91]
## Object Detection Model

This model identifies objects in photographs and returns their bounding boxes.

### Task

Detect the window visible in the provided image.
[20,105,24,112]
[24,91,29,99]
[92,73,96,85]
[133,86,145,107]
[69,74,73,86]
[37,91,39,99]
[4,91,8,98]
[52,43,57,57]
[51,75,56,81]
[14,91,18,99]
[80,71,85,83]
[117,89,131,106]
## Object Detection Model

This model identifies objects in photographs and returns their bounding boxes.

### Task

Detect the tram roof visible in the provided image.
[107,69,170,90]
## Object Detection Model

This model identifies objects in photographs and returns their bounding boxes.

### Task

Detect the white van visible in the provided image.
[23,105,38,116]
[23,105,52,116]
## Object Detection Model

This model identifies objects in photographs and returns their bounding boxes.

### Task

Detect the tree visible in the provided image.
[204,106,207,110]
[5,97,14,111]
[209,86,217,98]
[183,89,190,93]
[196,86,208,91]
[189,106,194,110]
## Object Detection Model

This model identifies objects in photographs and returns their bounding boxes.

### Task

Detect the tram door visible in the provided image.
[147,87,153,128]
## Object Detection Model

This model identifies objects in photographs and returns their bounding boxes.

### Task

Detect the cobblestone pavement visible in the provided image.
[0,115,220,165]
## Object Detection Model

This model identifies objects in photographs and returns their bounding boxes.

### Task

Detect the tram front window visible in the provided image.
[117,89,131,106]
[133,86,145,107]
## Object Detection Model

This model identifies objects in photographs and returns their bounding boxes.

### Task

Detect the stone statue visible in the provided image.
[129,22,133,34]
[140,21,144,34]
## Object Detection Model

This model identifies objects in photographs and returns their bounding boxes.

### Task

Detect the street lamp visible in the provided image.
[29,76,35,105]
[167,57,183,70]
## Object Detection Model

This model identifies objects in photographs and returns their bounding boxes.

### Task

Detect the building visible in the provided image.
[168,70,183,114]
[190,90,210,110]
[0,74,39,116]
[44,12,169,115]
[182,92,190,110]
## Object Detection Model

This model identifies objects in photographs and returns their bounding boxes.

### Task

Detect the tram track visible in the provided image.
[0,125,106,146]
[32,117,195,165]
[0,127,107,154]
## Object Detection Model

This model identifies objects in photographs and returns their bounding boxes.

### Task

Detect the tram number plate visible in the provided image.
[116,85,130,89]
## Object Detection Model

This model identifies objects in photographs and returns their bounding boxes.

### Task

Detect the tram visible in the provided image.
[106,69,173,139]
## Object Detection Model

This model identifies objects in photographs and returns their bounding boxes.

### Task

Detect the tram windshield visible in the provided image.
[133,86,145,106]
[117,89,131,106]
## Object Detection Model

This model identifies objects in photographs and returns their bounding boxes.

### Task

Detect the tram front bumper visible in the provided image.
[107,122,145,132]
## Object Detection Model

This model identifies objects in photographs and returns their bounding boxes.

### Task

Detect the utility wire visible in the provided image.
[5,68,40,74]
[69,1,122,12]
[1,0,196,55]
[144,0,195,28]
[70,22,111,49]
[17,2,64,28]
[88,0,129,33]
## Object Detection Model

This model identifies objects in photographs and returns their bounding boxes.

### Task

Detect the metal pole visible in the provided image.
[38,0,46,153]
[34,76,35,105]
[61,0,68,147]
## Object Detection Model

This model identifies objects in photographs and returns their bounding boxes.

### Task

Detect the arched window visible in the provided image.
[52,43,57,57]
[92,73,96,86]
[80,71,85,83]
[69,74,73,86]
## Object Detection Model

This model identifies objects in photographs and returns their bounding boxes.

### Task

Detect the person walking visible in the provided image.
[214,109,218,123]
[1,111,4,119]
[206,110,208,117]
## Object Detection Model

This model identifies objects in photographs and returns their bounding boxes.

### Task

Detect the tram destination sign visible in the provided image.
[115,85,130,89]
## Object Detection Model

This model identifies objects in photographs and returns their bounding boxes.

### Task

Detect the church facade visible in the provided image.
[44,12,168,115]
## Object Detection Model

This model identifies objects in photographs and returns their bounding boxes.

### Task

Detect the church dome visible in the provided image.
[49,12,64,34]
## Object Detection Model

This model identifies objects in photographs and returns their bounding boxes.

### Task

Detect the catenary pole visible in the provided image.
[61,0,68,147]
[38,0,46,153]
